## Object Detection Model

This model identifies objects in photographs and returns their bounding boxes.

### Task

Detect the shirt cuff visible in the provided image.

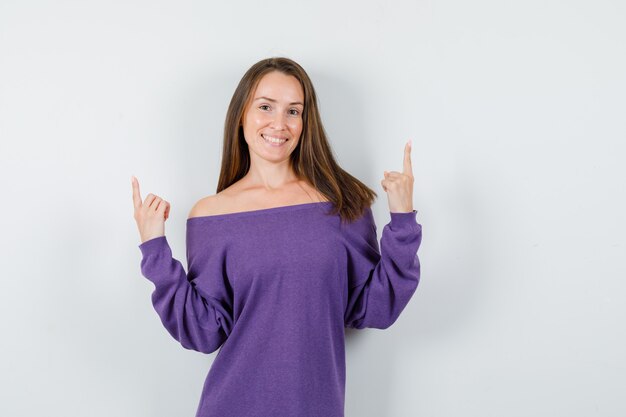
[138,235,169,257]
[389,209,420,230]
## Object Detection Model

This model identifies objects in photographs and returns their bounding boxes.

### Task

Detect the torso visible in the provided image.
[189,178,329,218]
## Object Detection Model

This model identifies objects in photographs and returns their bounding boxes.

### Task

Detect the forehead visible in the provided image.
[252,71,304,102]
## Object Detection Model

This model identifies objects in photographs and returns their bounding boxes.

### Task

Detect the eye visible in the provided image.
[289,109,300,116]
[259,105,270,111]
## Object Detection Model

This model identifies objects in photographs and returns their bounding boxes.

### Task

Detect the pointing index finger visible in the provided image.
[403,140,413,176]
[131,176,142,210]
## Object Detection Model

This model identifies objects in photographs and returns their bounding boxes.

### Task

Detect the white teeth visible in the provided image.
[262,134,287,144]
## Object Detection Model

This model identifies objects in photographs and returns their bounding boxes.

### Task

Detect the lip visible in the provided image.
[261,134,289,147]
[262,133,289,140]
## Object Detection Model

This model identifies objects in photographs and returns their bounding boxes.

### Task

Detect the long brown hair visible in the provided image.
[217,56,377,224]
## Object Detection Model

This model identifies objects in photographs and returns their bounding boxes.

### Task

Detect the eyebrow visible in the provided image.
[254,96,304,106]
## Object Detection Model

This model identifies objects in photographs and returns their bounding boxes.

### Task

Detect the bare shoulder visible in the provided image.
[187,179,329,219]
[187,194,226,219]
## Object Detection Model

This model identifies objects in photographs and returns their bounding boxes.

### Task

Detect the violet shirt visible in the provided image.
[138,201,422,417]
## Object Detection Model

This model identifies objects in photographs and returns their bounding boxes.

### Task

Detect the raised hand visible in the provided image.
[380,140,415,213]
[131,175,170,244]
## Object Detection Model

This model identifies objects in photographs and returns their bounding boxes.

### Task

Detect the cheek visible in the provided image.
[254,114,269,124]
[289,119,303,134]
[245,112,268,128]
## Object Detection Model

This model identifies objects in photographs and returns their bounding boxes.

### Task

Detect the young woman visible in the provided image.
[131,57,422,417]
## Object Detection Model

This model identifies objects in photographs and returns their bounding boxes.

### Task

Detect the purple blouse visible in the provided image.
[138,201,422,417]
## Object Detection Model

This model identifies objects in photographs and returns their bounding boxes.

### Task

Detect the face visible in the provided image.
[241,71,304,163]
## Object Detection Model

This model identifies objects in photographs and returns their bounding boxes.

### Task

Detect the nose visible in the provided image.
[270,111,287,130]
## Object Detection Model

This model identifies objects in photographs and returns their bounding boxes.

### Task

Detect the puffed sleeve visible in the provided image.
[343,207,422,329]
[137,230,234,354]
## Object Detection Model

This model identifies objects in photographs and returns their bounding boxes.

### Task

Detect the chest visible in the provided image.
[224,217,344,296]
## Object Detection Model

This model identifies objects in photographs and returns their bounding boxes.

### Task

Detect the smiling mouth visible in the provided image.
[262,134,288,145]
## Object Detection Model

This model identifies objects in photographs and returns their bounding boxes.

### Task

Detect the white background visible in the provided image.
[1,1,624,416]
